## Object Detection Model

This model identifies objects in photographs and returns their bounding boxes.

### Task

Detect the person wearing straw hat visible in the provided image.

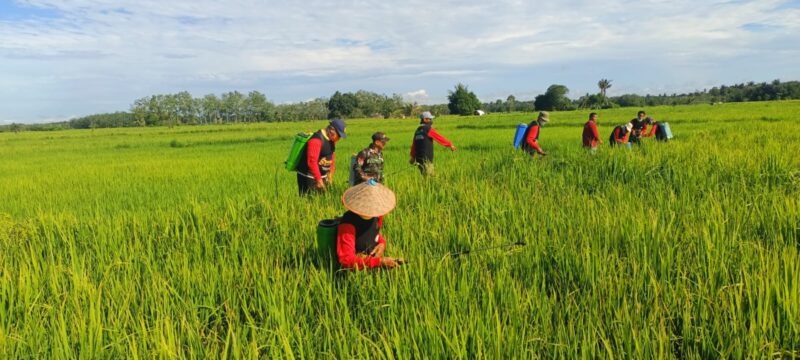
[336,180,405,269]
[521,111,549,156]
[410,111,456,176]
[609,122,633,148]
[296,118,347,195]
[353,132,389,186]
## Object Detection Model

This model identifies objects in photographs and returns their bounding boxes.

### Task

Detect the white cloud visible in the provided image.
[403,89,429,103]
[1,0,799,122]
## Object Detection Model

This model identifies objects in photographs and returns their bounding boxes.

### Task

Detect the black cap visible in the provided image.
[372,132,390,142]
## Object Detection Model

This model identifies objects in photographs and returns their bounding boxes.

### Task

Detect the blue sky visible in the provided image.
[1,0,799,123]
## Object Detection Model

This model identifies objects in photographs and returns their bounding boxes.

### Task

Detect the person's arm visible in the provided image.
[525,126,544,154]
[642,123,657,137]
[591,122,602,142]
[337,224,382,270]
[370,217,387,257]
[410,139,416,159]
[305,138,323,181]
[427,128,455,149]
[355,151,369,180]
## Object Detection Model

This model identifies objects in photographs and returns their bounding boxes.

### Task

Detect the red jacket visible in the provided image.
[613,127,630,144]
[410,127,453,158]
[336,217,386,270]
[582,120,601,148]
[525,125,543,153]
[305,137,336,182]
[641,123,658,137]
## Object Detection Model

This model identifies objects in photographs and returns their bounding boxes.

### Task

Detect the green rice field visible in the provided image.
[1,101,799,358]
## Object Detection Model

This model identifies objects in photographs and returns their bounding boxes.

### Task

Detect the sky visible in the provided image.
[1,0,799,124]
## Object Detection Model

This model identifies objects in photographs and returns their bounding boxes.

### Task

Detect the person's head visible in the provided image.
[327,118,347,142]
[371,132,390,150]
[625,122,633,132]
[589,112,598,122]
[637,110,646,119]
[419,111,434,124]
[342,180,397,219]
[644,117,654,125]
[537,111,550,126]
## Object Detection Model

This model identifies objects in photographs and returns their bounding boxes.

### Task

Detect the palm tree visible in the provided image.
[598,79,612,97]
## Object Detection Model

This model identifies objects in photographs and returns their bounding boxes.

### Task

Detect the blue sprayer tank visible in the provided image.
[513,123,528,148]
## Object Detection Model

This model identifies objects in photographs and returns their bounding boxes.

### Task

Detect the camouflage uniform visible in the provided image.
[354,145,385,185]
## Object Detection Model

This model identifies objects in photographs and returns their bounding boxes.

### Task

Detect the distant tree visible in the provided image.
[614,94,646,107]
[506,95,516,112]
[221,91,245,123]
[245,91,274,122]
[380,94,405,118]
[447,83,481,116]
[200,94,221,124]
[534,84,572,111]
[403,102,419,117]
[327,91,359,119]
[598,79,612,97]
[131,97,148,126]
[172,91,195,124]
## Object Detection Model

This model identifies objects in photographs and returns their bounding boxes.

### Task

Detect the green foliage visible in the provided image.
[68,112,137,129]
[606,80,800,107]
[326,91,359,119]
[327,90,406,119]
[1,101,799,357]
[598,78,612,97]
[506,94,516,112]
[447,83,482,115]
[535,84,573,111]
[8,80,800,133]
[274,99,329,121]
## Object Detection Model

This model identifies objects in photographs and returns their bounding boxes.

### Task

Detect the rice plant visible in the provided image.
[1,101,798,358]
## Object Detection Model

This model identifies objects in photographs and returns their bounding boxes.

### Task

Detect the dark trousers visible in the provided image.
[297,173,316,196]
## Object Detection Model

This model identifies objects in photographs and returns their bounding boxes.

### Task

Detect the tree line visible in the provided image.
[2,80,799,132]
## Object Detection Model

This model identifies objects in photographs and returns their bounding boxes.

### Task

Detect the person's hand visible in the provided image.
[369,243,386,258]
[315,179,325,190]
[540,151,547,156]
[380,257,399,269]
[449,145,457,151]
[325,175,334,185]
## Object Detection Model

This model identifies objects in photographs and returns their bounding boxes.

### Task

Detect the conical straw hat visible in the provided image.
[342,180,396,217]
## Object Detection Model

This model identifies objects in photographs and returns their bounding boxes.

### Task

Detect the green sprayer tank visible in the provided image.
[317,218,339,260]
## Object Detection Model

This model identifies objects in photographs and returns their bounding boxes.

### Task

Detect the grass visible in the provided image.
[1,101,799,358]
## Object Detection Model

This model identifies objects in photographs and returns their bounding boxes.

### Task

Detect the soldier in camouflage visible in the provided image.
[353,132,389,185]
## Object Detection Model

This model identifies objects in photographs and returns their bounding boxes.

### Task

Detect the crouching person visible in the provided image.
[337,180,405,269]
[609,122,633,148]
